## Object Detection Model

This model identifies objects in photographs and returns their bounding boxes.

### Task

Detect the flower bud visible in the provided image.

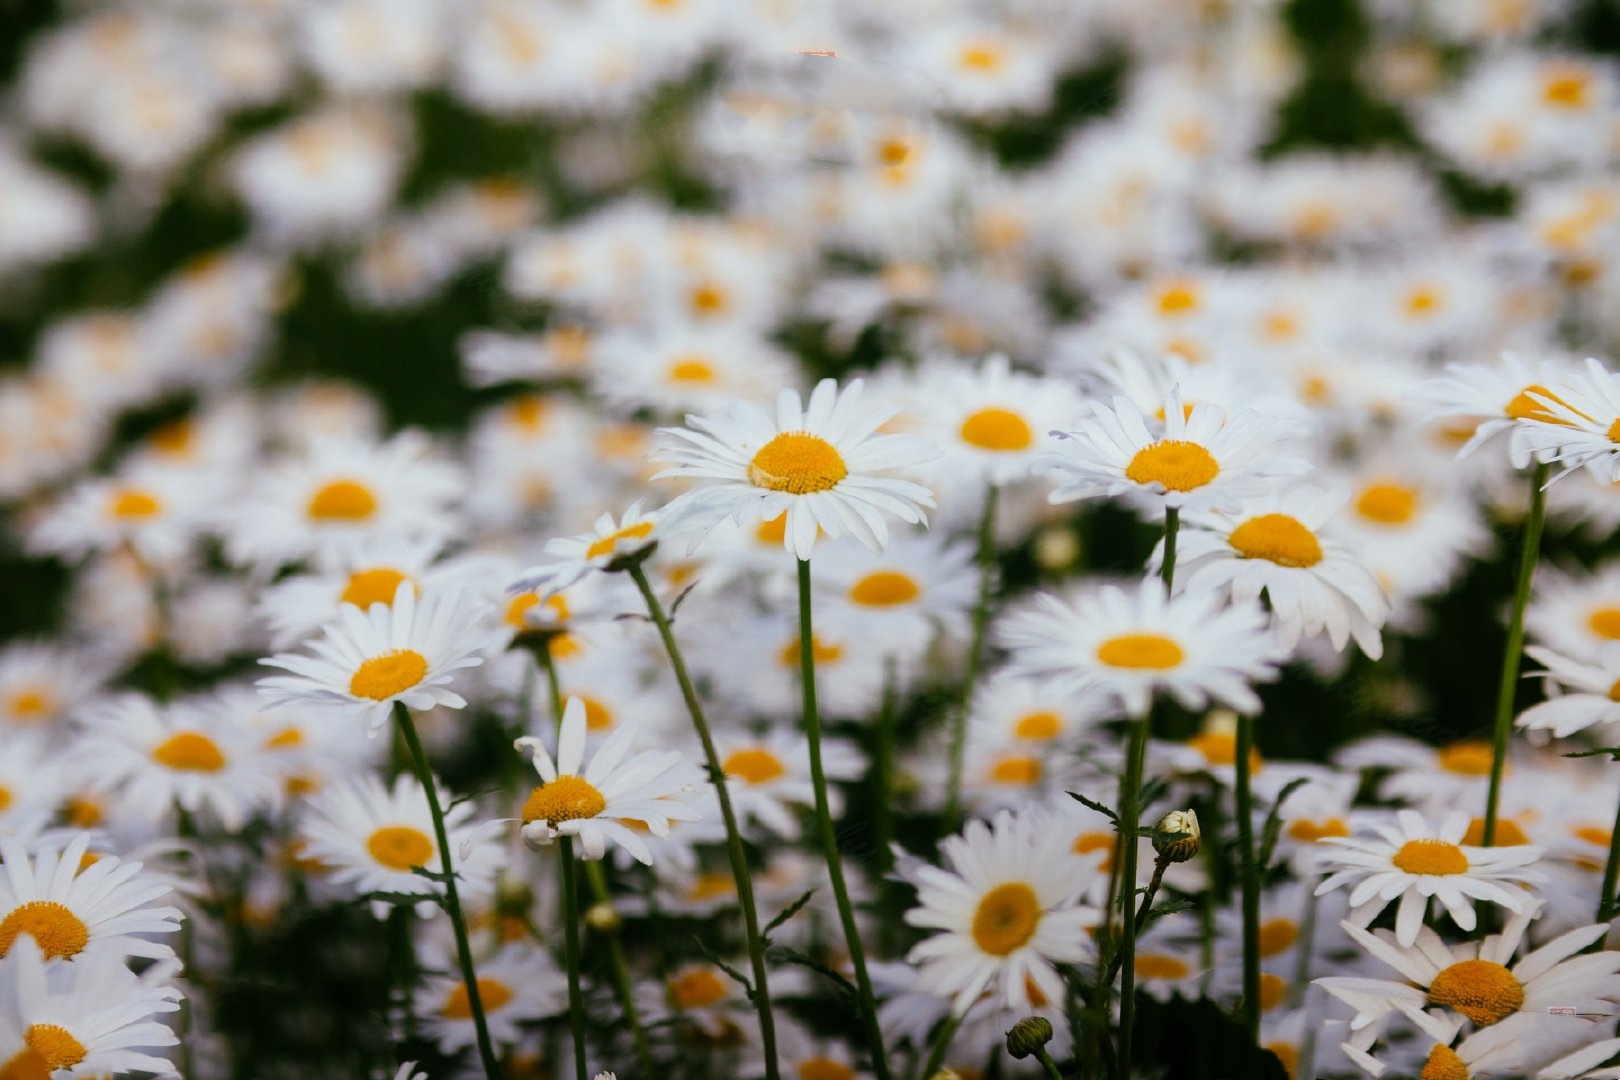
[1153,808,1201,863]
[586,901,621,933]
[1005,1016,1054,1060]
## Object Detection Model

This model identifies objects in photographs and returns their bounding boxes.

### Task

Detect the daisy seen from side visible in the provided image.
[0,832,182,963]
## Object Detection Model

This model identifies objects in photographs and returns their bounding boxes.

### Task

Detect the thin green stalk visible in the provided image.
[1596,786,1620,925]
[627,564,781,1080]
[1234,712,1260,1041]
[1159,507,1179,593]
[875,656,899,954]
[1114,713,1150,1079]
[918,1006,969,1080]
[1483,462,1548,847]
[798,558,892,1080]
[559,837,589,1080]
[942,482,1000,831]
[392,702,502,1080]
[1032,1047,1066,1080]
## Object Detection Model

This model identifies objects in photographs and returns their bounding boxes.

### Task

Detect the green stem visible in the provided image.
[559,838,589,1080]
[1033,1047,1066,1080]
[1115,714,1150,1079]
[943,483,1000,831]
[1483,462,1548,847]
[875,656,899,953]
[918,1006,970,1080]
[392,702,503,1080]
[627,564,781,1080]
[798,558,891,1080]
[1159,507,1179,593]
[1132,860,1169,935]
[1234,712,1260,1041]
[1597,786,1620,925]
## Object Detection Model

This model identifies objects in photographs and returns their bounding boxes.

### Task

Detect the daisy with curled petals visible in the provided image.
[0,833,182,962]
[1418,351,1580,466]
[511,696,703,863]
[1317,902,1620,1048]
[1044,387,1310,517]
[0,937,182,1080]
[1175,484,1389,658]
[509,501,661,599]
[652,377,937,561]
[258,582,498,736]
[1520,357,1620,484]
[998,577,1288,717]
[1518,642,1620,738]
[901,808,1105,1015]
[1314,810,1545,947]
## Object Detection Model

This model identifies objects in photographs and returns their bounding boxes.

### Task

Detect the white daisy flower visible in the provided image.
[1419,352,1581,466]
[1175,484,1389,658]
[1527,561,1620,662]
[711,728,863,842]
[1521,357,1620,484]
[27,463,211,568]
[1518,643,1620,738]
[0,643,110,734]
[810,529,980,651]
[652,377,937,561]
[0,832,182,962]
[0,937,182,1080]
[1045,387,1310,516]
[509,501,663,599]
[511,696,702,863]
[258,582,497,737]
[905,354,1084,489]
[413,941,567,1053]
[297,773,503,917]
[1314,810,1545,947]
[255,536,470,648]
[903,808,1104,1015]
[998,577,1289,717]
[588,326,796,416]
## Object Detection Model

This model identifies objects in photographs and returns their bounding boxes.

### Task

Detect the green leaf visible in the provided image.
[762,888,817,941]
[1139,898,1196,930]
[1259,776,1312,872]
[769,946,856,1002]
[1068,790,1118,824]
[691,936,753,996]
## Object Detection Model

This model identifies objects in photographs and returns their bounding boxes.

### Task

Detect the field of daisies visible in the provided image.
[5,1,1620,1079]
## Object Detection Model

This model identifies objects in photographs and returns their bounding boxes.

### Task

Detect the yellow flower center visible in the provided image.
[151,731,227,772]
[110,488,161,519]
[1287,817,1349,842]
[748,432,848,494]
[1229,513,1323,568]
[1259,972,1288,1012]
[989,755,1042,784]
[971,882,1041,955]
[1463,817,1529,847]
[585,521,655,561]
[723,747,787,786]
[341,568,410,609]
[1577,825,1613,847]
[1610,418,1620,445]
[756,512,789,544]
[1420,1045,1468,1080]
[0,1047,50,1080]
[0,786,9,812]
[688,283,728,315]
[1354,482,1418,525]
[442,978,513,1019]
[687,872,736,901]
[1135,954,1190,980]
[958,44,1003,72]
[509,396,548,432]
[1266,1042,1298,1080]
[366,825,434,871]
[64,796,102,828]
[1096,633,1185,670]
[1405,285,1442,317]
[799,1058,856,1080]
[1392,839,1469,876]
[1258,918,1298,958]
[1187,731,1262,771]
[877,138,912,166]
[1125,440,1219,492]
[0,901,90,960]
[848,570,921,607]
[576,695,614,731]
[958,407,1033,452]
[1543,69,1590,107]
[1505,383,1580,424]
[307,479,378,521]
[522,776,606,824]
[1437,740,1494,775]
[22,1027,85,1072]
[778,635,843,667]
[1428,959,1524,1026]
[1074,831,1116,871]
[1013,711,1062,740]
[668,966,731,1010]
[668,356,716,383]
[348,649,428,700]
[7,688,50,722]
[264,726,303,749]
[149,418,194,456]
[1156,282,1200,315]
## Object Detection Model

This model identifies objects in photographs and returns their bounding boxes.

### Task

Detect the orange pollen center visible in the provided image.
[989,755,1042,784]
[849,571,920,607]
[756,512,788,544]
[668,357,716,383]
[668,966,731,1010]
[959,44,1002,71]
[152,731,227,772]
[1463,818,1530,847]
[0,1047,51,1080]
[1259,972,1288,1012]
[689,284,728,314]
[799,1058,857,1080]
[1505,384,1582,424]
[878,139,911,166]
[1013,711,1062,740]
[1405,286,1441,316]
[1229,513,1323,568]
[522,776,605,824]
[1355,483,1418,525]
[443,978,513,1019]
[1096,633,1185,670]
[1584,603,1620,638]
[1544,71,1590,107]
[577,695,614,731]
[1258,918,1299,958]
[1157,284,1199,314]
[22,1027,85,1072]
[1419,1044,1468,1080]
[1136,954,1190,980]
[971,882,1041,955]
[8,688,50,720]
[1392,839,1469,876]
[150,419,193,455]
[779,635,843,667]
[1576,825,1612,847]
[687,872,735,901]
[264,726,303,749]
[349,649,428,700]
[307,479,378,521]
[341,568,410,608]
[110,488,161,519]
[585,521,655,561]
[748,432,848,494]
[1609,418,1620,444]
[504,593,542,628]
[366,826,434,871]
[1187,731,1262,771]
[0,787,9,813]
[1125,440,1219,492]
[1287,817,1349,842]
[959,407,1034,451]
[723,748,786,785]
[1428,959,1523,1026]
[1438,740,1494,776]
[0,901,90,960]
[1074,831,1116,871]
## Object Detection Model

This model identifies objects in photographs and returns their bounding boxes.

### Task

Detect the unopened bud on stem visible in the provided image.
[1153,808,1201,863]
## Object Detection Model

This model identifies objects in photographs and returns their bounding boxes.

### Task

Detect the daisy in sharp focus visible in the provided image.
[258,582,497,737]
[998,577,1289,717]
[902,808,1105,1015]
[511,696,702,863]
[652,377,937,561]
[1520,357,1620,484]
[1045,386,1311,517]
[1419,352,1580,467]
[1314,810,1545,947]
[0,832,181,963]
